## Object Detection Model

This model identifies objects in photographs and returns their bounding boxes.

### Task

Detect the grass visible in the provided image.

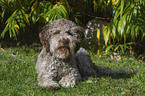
[0,47,145,96]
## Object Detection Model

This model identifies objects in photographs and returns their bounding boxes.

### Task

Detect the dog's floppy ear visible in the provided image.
[39,24,50,52]
[77,26,85,43]
[75,26,85,52]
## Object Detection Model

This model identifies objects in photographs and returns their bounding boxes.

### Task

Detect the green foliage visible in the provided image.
[40,1,69,24]
[1,10,19,38]
[83,0,145,54]
[105,42,133,53]
[0,0,38,38]
[0,0,69,38]
[0,0,145,53]
[92,0,114,16]
[102,0,145,53]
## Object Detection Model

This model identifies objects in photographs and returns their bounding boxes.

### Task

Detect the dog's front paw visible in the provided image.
[47,83,60,89]
[39,81,60,89]
[59,77,77,88]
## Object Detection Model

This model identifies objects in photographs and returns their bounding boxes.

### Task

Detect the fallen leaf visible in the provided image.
[113,52,118,55]
[124,89,133,94]
[11,53,17,57]
[116,55,121,60]
[129,58,134,60]
[130,67,134,73]
[94,80,98,83]
[110,55,114,59]
[0,48,5,52]
[112,88,118,91]
[99,55,102,58]
[139,60,143,63]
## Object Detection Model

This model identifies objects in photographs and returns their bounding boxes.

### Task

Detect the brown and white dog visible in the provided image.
[36,19,129,89]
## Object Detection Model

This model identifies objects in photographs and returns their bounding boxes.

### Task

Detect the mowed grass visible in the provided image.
[0,47,145,96]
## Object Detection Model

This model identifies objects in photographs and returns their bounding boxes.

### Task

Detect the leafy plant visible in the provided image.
[0,0,144,54]
[1,10,19,38]
[102,0,145,53]
[105,42,133,53]
[0,0,69,38]
[40,1,69,24]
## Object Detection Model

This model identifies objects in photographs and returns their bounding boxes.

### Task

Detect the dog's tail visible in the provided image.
[96,66,130,76]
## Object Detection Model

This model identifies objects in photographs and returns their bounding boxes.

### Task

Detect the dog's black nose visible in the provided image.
[61,39,69,45]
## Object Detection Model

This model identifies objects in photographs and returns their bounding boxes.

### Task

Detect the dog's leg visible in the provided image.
[76,48,97,78]
[59,69,81,87]
[37,65,60,89]
[36,48,60,89]
[37,71,60,89]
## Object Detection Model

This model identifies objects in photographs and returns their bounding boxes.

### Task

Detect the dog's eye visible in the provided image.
[53,30,60,35]
[73,31,77,35]
[71,29,78,35]
[73,31,78,37]
[66,31,73,36]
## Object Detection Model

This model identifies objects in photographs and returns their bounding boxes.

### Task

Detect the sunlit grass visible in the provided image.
[0,47,145,95]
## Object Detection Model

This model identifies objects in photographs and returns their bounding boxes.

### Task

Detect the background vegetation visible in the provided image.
[0,0,145,54]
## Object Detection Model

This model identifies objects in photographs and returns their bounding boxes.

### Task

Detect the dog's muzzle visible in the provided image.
[58,38,70,50]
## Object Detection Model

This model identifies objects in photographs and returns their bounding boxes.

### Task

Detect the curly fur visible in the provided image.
[36,18,129,89]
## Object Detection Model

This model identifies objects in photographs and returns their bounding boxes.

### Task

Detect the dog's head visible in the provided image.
[39,19,84,59]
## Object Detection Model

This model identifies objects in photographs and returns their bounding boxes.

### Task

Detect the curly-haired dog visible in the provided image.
[36,19,129,89]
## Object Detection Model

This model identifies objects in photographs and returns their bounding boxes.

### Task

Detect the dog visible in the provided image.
[36,18,129,89]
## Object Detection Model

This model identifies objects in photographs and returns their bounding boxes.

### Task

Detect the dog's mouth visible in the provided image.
[58,45,70,50]
[54,45,71,59]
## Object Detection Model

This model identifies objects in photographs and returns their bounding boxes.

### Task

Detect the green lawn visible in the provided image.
[0,47,145,96]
